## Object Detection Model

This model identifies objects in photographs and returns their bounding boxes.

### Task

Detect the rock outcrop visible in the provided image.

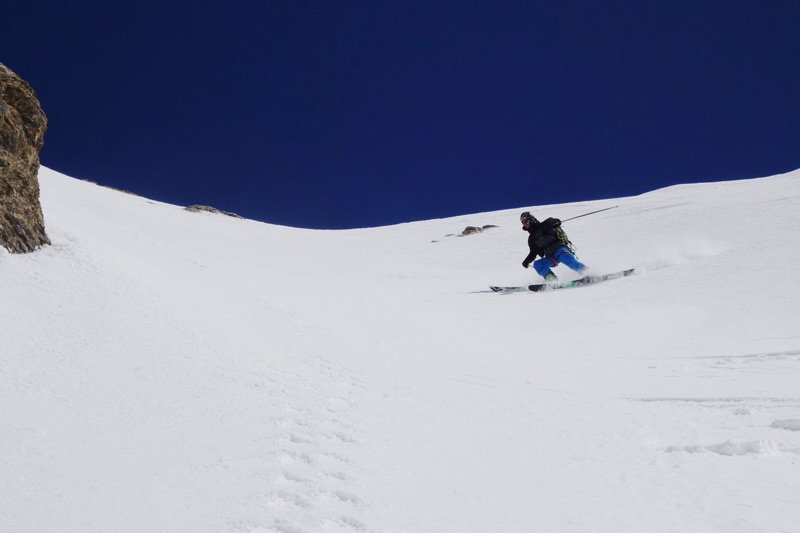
[459,224,497,236]
[0,63,49,253]
[443,224,498,238]
[185,205,243,219]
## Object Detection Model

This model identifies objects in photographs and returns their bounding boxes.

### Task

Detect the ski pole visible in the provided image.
[562,205,618,222]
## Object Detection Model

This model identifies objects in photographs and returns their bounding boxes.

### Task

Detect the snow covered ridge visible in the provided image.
[2,166,799,532]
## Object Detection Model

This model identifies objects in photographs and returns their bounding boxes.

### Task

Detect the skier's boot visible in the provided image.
[544,272,558,282]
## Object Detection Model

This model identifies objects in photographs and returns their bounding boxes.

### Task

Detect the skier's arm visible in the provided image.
[522,249,539,268]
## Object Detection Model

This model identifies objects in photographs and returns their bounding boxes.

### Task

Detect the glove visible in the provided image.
[522,260,531,268]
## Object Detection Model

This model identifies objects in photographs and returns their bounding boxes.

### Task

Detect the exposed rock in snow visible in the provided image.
[0,63,49,253]
[185,204,243,218]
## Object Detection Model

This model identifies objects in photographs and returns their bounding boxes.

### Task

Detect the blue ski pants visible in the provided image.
[533,246,587,277]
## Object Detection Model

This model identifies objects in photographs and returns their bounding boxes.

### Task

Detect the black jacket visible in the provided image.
[523,218,564,264]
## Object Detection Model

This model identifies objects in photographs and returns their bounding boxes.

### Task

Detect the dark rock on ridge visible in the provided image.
[185,205,243,219]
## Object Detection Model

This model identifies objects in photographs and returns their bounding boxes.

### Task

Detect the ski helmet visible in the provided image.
[520,211,536,224]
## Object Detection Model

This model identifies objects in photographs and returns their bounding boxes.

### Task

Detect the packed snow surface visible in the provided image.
[2,167,799,532]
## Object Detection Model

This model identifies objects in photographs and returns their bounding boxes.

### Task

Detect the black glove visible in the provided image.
[522,259,531,268]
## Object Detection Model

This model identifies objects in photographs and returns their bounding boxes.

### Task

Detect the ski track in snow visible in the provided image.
[630,347,800,462]
[240,371,366,528]
[221,359,370,533]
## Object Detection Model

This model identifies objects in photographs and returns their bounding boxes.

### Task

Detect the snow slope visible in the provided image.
[2,167,799,532]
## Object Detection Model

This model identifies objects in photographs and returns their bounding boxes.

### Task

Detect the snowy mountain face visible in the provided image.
[2,167,799,532]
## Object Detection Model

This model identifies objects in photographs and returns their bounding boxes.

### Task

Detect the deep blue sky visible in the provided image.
[4,1,799,228]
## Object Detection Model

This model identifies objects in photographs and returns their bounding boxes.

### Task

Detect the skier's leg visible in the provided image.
[533,257,558,280]
[553,247,587,273]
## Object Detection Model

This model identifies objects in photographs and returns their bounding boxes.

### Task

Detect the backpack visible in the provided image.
[551,220,576,254]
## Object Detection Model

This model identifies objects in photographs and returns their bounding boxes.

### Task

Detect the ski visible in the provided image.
[488,285,530,293]
[490,269,634,293]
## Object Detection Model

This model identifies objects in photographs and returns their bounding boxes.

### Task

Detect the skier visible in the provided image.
[520,211,587,281]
